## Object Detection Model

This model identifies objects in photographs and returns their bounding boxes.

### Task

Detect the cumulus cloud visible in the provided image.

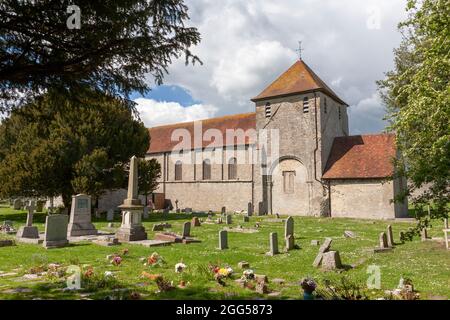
[134,98,218,127]
[145,0,407,134]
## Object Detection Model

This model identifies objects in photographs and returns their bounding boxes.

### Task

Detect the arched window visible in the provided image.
[175,161,182,181]
[228,157,237,180]
[202,159,211,180]
[303,97,309,113]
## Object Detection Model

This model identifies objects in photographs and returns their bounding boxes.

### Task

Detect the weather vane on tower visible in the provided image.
[296,41,304,61]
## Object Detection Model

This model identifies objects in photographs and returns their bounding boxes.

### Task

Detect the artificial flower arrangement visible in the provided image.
[174,262,187,273]
[144,252,166,268]
[241,269,255,280]
[111,255,122,266]
[300,277,317,300]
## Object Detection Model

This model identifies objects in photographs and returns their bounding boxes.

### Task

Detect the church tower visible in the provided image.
[251,60,349,216]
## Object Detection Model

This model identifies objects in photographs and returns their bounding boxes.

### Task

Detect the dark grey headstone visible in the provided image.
[182,221,191,237]
[219,230,228,249]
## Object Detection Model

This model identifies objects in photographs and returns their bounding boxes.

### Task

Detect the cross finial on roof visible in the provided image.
[296,41,304,60]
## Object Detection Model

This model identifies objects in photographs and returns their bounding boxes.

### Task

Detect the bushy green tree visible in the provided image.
[0,0,201,111]
[138,158,162,206]
[0,87,150,208]
[378,0,449,228]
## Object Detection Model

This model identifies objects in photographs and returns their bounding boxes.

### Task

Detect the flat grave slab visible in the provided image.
[131,239,173,247]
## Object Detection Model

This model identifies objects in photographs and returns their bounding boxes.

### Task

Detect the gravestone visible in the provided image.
[185,208,193,214]
[225,214,232,225]
[421,228,429,241]
[116,156,147,242]
[312,238,333,267]
[379,232,388,248]
[143,206,149,219]
[284,216,294,239]
[286,234,295,251]
[43,214,69,249]
[182,221,191,237]
[311,240,320,246]
[13,199,22,210]
[16,200,39,241]
[247,202,253,216]
[243,216,249,223]
[191,216,201,227]
[445,218,449,229]
[275,213,280,219]
[219,230,228,250]
[36,200,45,213]
[258,202,265,216]
[267,232,279,256]
[67,194,97,237]
[221,206,226,215]
[386,225,394,247]
[322,251,342,270]
[106,209,114,222]
[344,230,356,238]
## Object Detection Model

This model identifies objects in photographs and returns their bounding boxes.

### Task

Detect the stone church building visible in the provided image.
[138,60,408,219]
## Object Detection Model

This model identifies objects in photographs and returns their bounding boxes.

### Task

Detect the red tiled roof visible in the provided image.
[147,112,256,154]
[251,60,347,105]
[322,134,397,179]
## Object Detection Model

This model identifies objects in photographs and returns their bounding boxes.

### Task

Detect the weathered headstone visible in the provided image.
[386,225,394,247]
[247,202,253,216]
[286,234,295,251]
[243,216,249,223]
[221,206,226,215]
[106,209,114,222]
[13,199,22,210]
[284,216,294,239]
[322,251,342,270]
[258,202,265,216]
[185,208,192,214]
[421,228,429,241]
[115,156,147,242]
[379,232,388,248]
[312,238,333,267]
[267,232,279,256]
[225,214,232,225]
[67,194,98,237]
[182,221,191,237]
[219,230,228,249]
[16,200,39,241]
[191,216,201,227]
[43,214,69,249]
[36,200,45,213]
[238,261,250,269]
[143,206,149,219]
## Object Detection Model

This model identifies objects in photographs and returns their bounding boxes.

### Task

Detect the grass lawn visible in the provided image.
[0,205,449,300]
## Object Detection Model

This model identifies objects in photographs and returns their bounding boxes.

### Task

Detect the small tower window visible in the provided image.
[175,161,182,181]
[303,97,309,113]
[338,106,342,119]
[202,159,211,180]
[265,103,271,118]
[228,157,237,180]
[324,97,327,114]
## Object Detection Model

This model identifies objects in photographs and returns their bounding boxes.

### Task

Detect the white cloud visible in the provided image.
[146,0,407,134]
[134,98,218,127]
[348,93,388,134]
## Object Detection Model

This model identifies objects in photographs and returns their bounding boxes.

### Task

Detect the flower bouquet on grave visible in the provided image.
[145,252,166,268]
[241,269,255,280]
[300,277,317,300]
[174,262,187,273]
[111,255,122,266]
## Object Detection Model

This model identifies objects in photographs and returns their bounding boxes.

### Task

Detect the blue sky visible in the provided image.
[133,0,408,134]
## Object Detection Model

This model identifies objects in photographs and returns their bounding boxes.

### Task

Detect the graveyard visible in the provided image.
[0,203,449,300]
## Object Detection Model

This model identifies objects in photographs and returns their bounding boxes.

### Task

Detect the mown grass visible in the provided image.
[0,205,449,300]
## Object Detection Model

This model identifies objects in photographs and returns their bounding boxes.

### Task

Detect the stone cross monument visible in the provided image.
[115,156,147,242]
[16,200,40,241]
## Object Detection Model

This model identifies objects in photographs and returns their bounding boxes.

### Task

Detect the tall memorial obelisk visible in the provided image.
[116,156,147,241]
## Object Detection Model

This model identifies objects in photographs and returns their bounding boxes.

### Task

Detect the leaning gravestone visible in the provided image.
[313,238,333,267]
[374,232,392,253]
[219,230,228,250]
[182,222,191,238]
[267,232,279,256]
[322,251,342,270]
[67,194,97,237]
[43,214,69,249]
[106,209,114,222]
[16,201,39,242]
[284,216,294,239]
